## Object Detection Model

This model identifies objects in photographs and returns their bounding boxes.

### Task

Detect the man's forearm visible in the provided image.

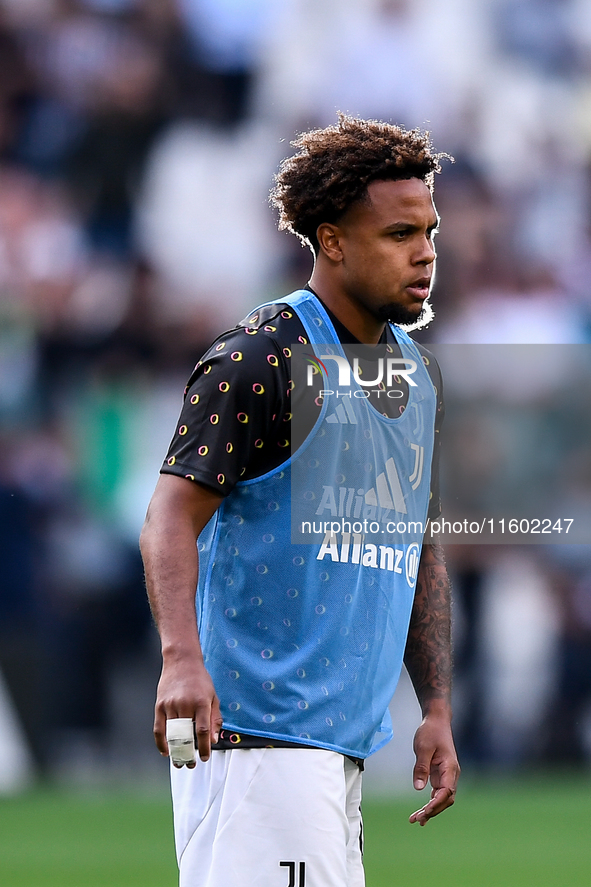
[404,539,452,715]
[140,510,202,657]
[140,476,223,654]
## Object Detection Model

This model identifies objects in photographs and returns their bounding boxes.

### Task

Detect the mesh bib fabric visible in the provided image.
[196,291,436,757]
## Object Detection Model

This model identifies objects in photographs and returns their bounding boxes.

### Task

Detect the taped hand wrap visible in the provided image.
[166,718,196,766]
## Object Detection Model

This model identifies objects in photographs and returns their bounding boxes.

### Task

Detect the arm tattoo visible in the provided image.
[403,540,452,711]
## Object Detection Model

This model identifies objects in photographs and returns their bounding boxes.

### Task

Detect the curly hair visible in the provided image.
[270,113,446,252]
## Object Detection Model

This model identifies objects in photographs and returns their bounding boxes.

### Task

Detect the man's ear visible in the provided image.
[316,223,343,263]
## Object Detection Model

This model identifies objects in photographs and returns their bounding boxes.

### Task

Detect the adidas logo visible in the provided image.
[364,457,407,514]
[314,449,425,521]
[325,398,358,424]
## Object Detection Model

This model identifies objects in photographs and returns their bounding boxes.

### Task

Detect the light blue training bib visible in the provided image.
[196,290,436,757]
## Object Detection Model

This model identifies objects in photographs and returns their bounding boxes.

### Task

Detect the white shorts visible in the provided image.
[171,748,365,887]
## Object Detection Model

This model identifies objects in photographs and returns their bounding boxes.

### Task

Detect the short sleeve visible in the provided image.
[161,326,290,495]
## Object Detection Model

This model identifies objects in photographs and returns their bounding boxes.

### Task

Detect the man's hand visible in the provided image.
[408,711,460,826]
[154,654,223,766]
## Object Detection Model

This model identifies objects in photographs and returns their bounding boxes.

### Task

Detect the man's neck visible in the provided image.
[305,284,388,346]
[308,269,386,345]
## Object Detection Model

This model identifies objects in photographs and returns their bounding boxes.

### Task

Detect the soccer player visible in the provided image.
[140,114,460,887]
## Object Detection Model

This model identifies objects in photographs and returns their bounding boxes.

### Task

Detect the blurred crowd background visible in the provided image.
[1,0,591,792]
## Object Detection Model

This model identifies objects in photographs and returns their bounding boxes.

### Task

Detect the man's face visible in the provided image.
[333,178,438,327]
